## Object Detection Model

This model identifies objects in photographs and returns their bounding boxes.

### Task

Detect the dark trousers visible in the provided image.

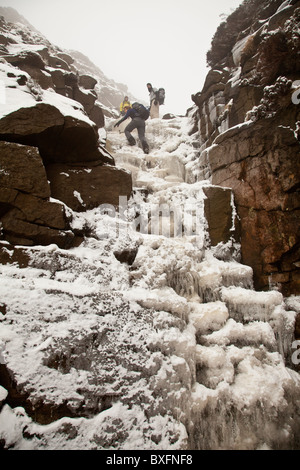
[125,117,149,151]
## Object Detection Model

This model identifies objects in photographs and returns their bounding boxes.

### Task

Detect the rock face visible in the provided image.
[209,116,300,294]
[203,186,237,247]
[0,10,136,126]
[0,142,73,247]
[0,101,112,166]
[0,8,140,121]
[191,0,300,296]
[0,15,133,249]
[0,10,106,127]
[46,163,132,212]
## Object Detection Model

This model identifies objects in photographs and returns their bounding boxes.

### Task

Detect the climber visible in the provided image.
[114,103,150,154]
[147,83,159,119]
[119,96,131,116]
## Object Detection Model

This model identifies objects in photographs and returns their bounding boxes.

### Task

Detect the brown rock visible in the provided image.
[209,117,300,295]
[73,85,97,114]
[89,103,105,128]
[0,241,30,268]
[0,102,108,165]
[228,85,264,128]
[0,141,73,248]
[56,52,74,66]
[49,68,67,89]
[4,50,45,70]
[46,162,132,212]
[0,141,50,198]
[23,66,53,90]
[79,75,97,90]
[11,193,68,229]
[1,208,74,247]
[48,55,70,71]
[49,71,78,101]
[203,186,236,246]
[295,313,300,340]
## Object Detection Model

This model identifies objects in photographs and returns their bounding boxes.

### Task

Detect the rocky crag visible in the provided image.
[1,1,300,451]
[0,10,133,249]
[189,0,300,297]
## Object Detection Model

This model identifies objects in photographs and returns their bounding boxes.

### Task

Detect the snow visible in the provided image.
[0,111,299,450]
[190,301,229,334]
[0,62,94,125]
[0,62,35,116]
[0,386,8,403]
[1,32,300,449]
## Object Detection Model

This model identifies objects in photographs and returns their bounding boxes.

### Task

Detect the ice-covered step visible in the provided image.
[190,343,300,450]
[198,254,253,288]
[164,175,184,183]
[189,301,229,335]
[195,344,235,389]
[197,318,277,351]
[173,258,254,303]
[189,299,277,349]
[221,286,283,323]
[115,152,145,170]
[134,172,181,192]
[167,260,253,303]
[194,317,279,390]
[151,168,169,179]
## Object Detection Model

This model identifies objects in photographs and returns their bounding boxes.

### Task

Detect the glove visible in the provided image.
[114,122,120,128]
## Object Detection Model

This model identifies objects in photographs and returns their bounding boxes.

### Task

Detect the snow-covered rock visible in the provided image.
[0,4,300,452]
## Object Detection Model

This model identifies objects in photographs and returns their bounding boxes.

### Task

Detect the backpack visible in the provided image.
[157,88,165,105]
[132,102,150,120]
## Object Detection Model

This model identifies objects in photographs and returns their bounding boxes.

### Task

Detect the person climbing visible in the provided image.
[147,83,159,119]
[119,96,131,116]
[114,102,150,154]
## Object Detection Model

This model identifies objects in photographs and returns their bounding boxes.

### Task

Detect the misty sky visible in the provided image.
[0,0,243,115]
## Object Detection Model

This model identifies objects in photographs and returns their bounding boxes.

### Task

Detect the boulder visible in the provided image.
[0,101,110,165]
[49,69,78,93]
[49,68,68,89]
[73,85,97,114]
[203,186,237,247]
[79,74,97,90]
[4,50,45,69]
[0,32,9,46]
[24,67,53,90]
[46,162,132,212]
[6,192,67,230]
[56,52,74,66]
[1,209,74,247]
[0,141,50,198]
[48,55,70,71]
[89,103,105,128]
[0,141,73,247]
[0,241,30,268]
[208,117,300,295]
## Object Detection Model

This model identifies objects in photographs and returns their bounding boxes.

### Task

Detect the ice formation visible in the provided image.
[0,111,300,450]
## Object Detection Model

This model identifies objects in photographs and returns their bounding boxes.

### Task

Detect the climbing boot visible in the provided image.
[127,136,136,146]
[143,144,149,154]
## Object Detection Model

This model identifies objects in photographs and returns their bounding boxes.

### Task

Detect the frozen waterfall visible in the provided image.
[0,113,300,450]
[109,114,300,450]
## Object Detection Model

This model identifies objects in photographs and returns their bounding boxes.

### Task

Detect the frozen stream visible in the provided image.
[0,114,300,449]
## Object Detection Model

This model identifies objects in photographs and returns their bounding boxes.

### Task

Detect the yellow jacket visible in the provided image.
[120,100,131,113]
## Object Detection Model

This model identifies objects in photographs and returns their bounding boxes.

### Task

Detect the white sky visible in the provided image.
[0,0,243,115]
